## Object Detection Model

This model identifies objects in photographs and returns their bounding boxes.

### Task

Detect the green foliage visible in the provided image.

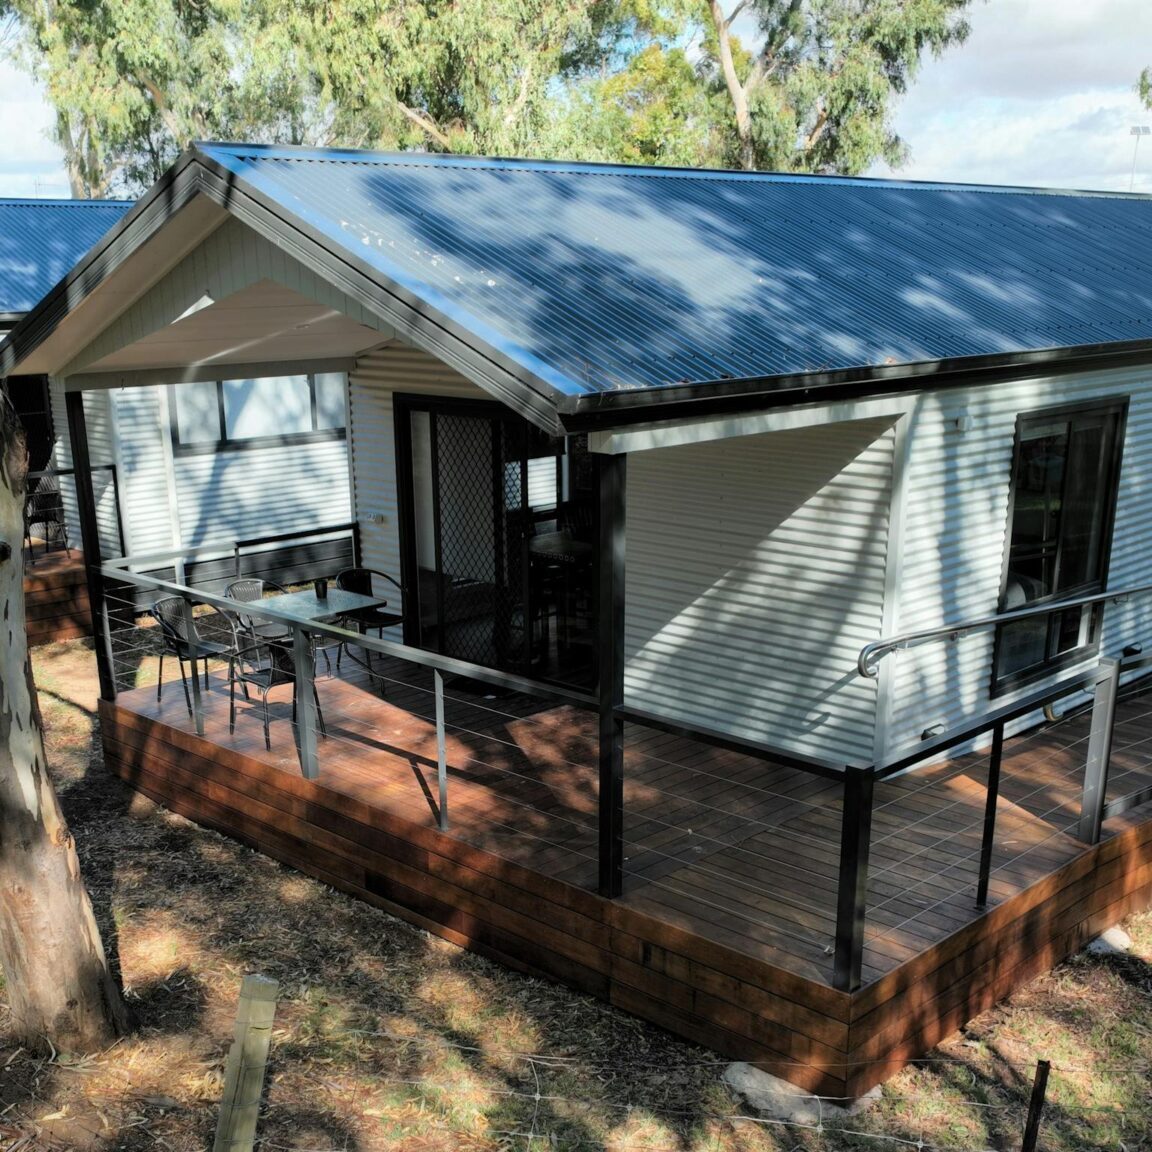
[0,0,973,194]
[1141,66,1152,109]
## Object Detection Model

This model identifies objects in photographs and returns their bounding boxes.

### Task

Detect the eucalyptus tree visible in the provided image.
[0,393,132,1053]
[705,0,973,172]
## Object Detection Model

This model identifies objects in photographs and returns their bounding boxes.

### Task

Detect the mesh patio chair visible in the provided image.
[23,473,70,563]
[225,577,341,672]
[334,567,407,687]
[229,632,327,751]
[151,595,237,715]
[225,578,291,641]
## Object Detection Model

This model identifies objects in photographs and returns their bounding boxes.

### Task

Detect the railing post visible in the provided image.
[1079,658,1120,844]
[833,766,874,992]
[292,625,319,781]
[975,721,1004,910]
[434,670,449,830]
[597,452,626,898]
[180,594,205,737]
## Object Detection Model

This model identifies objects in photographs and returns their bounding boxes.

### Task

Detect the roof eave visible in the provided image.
[557,339,1152,431]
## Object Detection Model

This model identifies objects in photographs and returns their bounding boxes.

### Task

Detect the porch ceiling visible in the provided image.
[82,279,387,374]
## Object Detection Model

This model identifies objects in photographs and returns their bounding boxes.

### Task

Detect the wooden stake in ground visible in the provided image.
[0,390,131,1052]
[214,974,279,1152]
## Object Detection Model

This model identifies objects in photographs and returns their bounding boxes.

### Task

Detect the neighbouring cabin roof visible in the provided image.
[0,198,133,320]
[5,143,1152,429]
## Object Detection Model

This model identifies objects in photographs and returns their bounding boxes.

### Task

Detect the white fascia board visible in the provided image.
[588,392,917,454]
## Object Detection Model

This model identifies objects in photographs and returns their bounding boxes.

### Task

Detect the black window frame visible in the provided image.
[169,373,347,456]
[991,397,1128,695]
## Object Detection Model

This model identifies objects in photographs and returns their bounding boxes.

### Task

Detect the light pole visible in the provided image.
[1130,125,1150,192]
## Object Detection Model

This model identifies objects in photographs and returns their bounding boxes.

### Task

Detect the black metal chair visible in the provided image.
[151,595,237,714]
[229,631,327,751]
[225,578,291,641]
[23,473,70,563]
[334,567,406,634]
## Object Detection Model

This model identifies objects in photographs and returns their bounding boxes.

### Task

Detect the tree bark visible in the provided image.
[0,391,131,1053]
[710,0,756,170]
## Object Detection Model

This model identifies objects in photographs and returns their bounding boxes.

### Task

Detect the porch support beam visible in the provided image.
[1079,657,1120,844]
[64,390,116,702]
[597,451,627,898]
[975,721,1004,910]
[832,766,874,992]
[293,625,320,781]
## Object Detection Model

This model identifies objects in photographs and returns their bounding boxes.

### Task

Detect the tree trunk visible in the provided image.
[0,392,131,1053]
[709,0,756,170]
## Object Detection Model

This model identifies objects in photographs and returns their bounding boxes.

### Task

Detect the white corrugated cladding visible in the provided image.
[48,378,120,558]
[109,386,175,557]
[625,417,896,765]
[347,343,488,606]
[883,364,1152,760]
[172,432,351,548]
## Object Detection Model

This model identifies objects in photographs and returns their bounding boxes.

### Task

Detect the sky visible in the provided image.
[1,0,1151,199]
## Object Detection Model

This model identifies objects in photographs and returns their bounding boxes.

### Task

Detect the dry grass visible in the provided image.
[1,639,1149,1152]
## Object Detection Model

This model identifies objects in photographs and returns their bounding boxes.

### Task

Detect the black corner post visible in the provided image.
[64,389,116,702]
[597,450,626,898]
[975,721,1005,910]
[833,766,874,992]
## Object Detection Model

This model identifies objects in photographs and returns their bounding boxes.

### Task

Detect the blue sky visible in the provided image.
[2,0,1151,198]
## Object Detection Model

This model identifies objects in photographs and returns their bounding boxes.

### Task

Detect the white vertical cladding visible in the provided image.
[625,417,896,766]
[109,386,174,557]
[48,379,120,558]
[885,365,1152,759]
[347,343,489,587]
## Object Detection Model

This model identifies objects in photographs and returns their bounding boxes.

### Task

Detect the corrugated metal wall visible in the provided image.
[49,378,121,559]
[110,387,175,557]
[625,417,896,765]
[884,365,1152,760]
[348,344,488,591]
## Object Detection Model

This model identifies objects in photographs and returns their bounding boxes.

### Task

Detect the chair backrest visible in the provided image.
[225,578,264,605]
[151,595,193,648]
[336,567,403,598]
[24,474,65,526]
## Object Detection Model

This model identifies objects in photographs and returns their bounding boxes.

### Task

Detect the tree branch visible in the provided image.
[709,0,753,169]
[397,101,453,151]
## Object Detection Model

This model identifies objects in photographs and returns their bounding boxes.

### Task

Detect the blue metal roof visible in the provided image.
[0,198,133,316]
[197,143,1152,400]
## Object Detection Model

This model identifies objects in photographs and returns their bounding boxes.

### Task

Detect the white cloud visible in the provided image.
[875,0,1152,191]
[0,61,70,198]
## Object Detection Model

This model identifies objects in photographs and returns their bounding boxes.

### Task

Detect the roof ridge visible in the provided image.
[196,140,1152,202]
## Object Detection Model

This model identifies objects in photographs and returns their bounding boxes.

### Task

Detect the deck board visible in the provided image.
[100,653,1152,1096]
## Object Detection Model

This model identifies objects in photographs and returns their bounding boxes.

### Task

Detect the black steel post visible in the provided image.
[597,451,626,898]
[832,766,874,992]
[1079,658,1119,844]
[975,721,1004,910]
[64,390,116,702]
[1021,1059,1050,1152]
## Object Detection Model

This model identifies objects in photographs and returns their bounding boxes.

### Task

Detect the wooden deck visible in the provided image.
[100,655,1152,1097]
[24,548,89,645]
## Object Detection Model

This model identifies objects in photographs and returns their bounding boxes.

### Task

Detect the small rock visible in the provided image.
[1086,926,1133,956]
[723,1062,881,1125]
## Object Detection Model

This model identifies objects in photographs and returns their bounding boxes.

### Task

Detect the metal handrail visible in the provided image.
[857,579,1152,678]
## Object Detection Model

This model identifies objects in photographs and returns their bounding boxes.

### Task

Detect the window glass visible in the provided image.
[223,376,311,439]
[314,373,347,430]
[173,381,221,444]
[996,404,1124,686]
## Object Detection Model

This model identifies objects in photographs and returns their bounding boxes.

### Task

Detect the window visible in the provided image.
[170,373,346,453]
[994,400,1126,690]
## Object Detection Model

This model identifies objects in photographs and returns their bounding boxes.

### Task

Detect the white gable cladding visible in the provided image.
[883,365,1152,761]
[624,418,896,765]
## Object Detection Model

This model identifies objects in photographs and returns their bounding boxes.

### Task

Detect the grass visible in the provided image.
[0,638,1149,1151]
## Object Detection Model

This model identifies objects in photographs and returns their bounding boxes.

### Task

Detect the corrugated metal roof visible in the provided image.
[0,198,133,316]
[199,143,1152,398]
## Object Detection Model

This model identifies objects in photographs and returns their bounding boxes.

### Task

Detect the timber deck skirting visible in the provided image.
[24,550,90,645]
[97,688,1152,1098]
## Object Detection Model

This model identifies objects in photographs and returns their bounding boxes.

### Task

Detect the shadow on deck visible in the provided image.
[100,653,1152,1097]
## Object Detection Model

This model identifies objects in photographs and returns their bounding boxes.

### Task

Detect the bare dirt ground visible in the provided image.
[1,639,1148,1152]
